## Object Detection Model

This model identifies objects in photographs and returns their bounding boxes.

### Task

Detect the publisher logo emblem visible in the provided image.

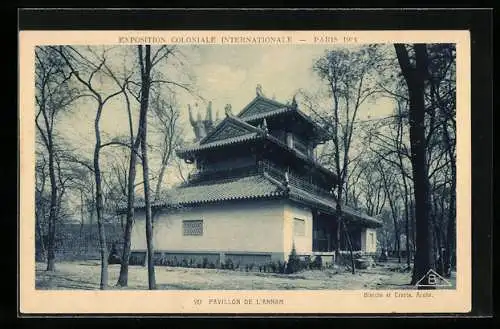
[415,269,452,288]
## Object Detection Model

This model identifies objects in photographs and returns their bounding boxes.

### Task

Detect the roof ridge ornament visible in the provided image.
[283,170,290,196]
[261,118,268,133]
[291,94,298,109]
[224,104,233,116]
[256,84,265,97]
[206,101,213,122]
[196,103,202,121]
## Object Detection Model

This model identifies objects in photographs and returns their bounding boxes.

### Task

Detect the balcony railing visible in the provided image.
[184,160,333,200]
[259,161,333,199]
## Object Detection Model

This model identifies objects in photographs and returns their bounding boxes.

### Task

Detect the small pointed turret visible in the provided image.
[224,104,233,116]
[188,104,195,127]
[256,84,265,97]
[291,95,298,109]
[204,101,214,133]
[205,101,213,122]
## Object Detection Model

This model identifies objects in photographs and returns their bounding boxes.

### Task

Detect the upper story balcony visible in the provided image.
[184,160,334,200]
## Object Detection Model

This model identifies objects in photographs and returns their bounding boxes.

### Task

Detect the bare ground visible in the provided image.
[35,260,456,290]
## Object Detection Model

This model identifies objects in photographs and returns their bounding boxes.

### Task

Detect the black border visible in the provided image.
[15,8,493,321]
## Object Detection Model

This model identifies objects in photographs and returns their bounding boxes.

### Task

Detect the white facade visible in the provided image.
[130,199,377,262]
[131,199,292,260]
[283,203,313,256]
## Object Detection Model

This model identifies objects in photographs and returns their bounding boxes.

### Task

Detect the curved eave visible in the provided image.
[241,106,330,144]
[127,191,285,211]
[342,208,383,228]
[176,133,263,158]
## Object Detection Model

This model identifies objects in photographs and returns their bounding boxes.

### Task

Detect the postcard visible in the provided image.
[19,29,471,314]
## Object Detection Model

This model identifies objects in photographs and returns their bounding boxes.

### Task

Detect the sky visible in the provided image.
[52,44,395,193]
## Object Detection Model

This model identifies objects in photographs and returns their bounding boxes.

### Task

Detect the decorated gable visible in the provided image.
[238,96,285,119]
[200,118,256,144]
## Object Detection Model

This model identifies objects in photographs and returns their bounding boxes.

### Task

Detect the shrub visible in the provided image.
[202,257,209,269]
[129,252,146,266]
[225,258,234,270]
[277,261,286,274]
[286,244,301,274]
[312,255,323,270]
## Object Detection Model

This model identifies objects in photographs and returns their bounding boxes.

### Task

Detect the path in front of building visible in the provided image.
[35,260,456,290]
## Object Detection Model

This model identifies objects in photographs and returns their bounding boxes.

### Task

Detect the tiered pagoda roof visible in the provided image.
[177,96,336,181]
[125,91,382,228]
[131,170,382,228]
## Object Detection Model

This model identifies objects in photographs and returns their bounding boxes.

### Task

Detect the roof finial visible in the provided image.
[291,94,298,109]
[196,105,202,122]
[256,84,265,97]
[224,104,233,116]
[272,93,276,100]
[261,118,268,133]
[284,170,290,195]
[206,101,213,122]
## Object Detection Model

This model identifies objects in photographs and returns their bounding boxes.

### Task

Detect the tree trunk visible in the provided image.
[443,126,456,277]
[36,213,47,261]
[94,106,108,290]
[46,139,57,271]
[117,75,141,287]
[395,44,435,286]
[138,45,156,290]
[80,190,84,238]
[342,222,356,274]
[397,106,412,268]
[154,154,169,202]
[334,200,342,263]
[117,136,140,287]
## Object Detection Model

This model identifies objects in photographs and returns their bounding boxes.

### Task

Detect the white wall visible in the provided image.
[131,199,285,254]
[283,202,313,256]
[361,228,377,253]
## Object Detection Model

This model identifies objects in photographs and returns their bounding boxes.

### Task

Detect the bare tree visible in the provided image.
[150,93,183,202]
[394,43,435,285]
[35,151,48,261]
[57,46,128,289]
[35,47,80,271]
[113,44,193,287]
[376,161,402,263]
[137,45,156,289]
[312,46,381,272]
